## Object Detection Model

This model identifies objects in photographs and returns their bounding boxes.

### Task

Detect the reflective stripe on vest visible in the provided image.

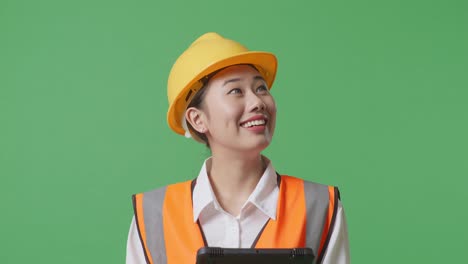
[132,175,340,264]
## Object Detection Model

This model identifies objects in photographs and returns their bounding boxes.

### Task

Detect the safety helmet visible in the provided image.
[167,32,278,140]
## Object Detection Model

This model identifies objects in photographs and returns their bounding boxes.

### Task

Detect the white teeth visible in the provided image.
[242,119,266,128]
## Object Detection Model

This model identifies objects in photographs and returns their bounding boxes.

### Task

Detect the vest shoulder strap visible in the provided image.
[133,180,204,264]
[304,180,340,263]
[132,185,168,264]
[254,175,340,263]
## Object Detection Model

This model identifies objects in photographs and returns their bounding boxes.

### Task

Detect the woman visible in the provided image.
[126,32,350,264]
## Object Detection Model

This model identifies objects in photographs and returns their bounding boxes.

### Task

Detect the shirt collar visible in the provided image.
[192,160,217,222]
[192,156,279,222]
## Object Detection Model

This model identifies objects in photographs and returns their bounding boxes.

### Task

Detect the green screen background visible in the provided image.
[1,0,467,263]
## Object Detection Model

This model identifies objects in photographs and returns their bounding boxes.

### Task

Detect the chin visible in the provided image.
[244,137,272,153]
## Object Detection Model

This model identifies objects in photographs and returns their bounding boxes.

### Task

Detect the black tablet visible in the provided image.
[196,247,315,264]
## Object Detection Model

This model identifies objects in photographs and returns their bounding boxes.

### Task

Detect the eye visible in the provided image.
[256,85,268,93]
[228,88,242,94]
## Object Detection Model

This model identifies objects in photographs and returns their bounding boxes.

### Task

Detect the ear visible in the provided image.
[185,107,207,133]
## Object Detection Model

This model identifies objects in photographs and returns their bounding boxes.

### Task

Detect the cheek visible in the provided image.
[207,101,243,128]
[266,97,277,116]
[266,98,277,131]
[223,103,244,126]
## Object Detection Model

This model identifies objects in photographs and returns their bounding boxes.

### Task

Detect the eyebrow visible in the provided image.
[222,75,265,86]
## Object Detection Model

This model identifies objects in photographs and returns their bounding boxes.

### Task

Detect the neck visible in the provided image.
[206,149,266,216]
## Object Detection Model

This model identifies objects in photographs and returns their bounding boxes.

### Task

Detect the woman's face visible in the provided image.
[195,64,277,153]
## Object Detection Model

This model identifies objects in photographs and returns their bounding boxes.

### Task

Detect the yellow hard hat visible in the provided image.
[167,32,278,138]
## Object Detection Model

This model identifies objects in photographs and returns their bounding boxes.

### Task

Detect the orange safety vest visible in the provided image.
[132,175,340,264]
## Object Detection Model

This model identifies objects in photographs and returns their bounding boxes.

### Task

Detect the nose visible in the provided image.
[248,93,267,112]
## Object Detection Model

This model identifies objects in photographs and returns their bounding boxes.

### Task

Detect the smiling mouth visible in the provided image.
[240,119,267,128]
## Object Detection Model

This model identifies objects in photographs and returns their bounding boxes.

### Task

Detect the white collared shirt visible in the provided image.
[126,158,350,263]
[192,157,279,248]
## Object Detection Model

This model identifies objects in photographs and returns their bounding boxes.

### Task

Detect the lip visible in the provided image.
[239,114,268,126]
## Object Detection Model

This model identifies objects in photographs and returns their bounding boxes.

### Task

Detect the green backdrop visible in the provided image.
[1,0,467,263]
